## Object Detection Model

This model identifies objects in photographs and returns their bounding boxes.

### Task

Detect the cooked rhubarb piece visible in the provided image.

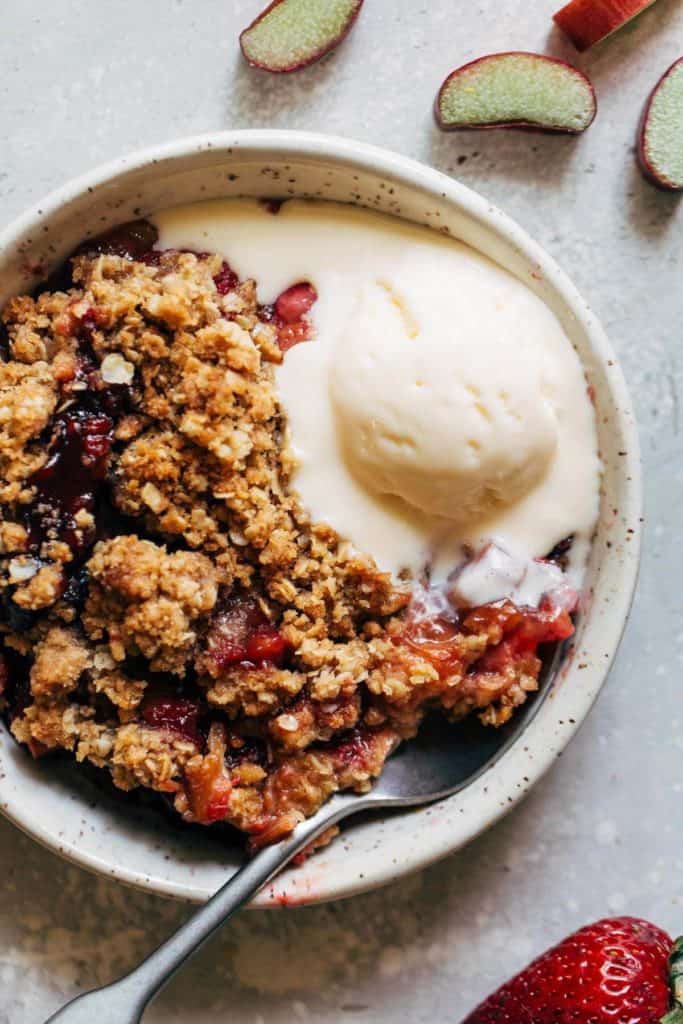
[638,57,683,191]
[184,724,233,823]
[435,53,596,133]
[553,0,658,51]
[240,0,364,73]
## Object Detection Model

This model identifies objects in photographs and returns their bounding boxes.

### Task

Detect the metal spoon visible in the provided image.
[44,713,522,1023]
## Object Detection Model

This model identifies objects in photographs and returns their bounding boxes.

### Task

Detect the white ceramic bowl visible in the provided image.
[0,131,641,905]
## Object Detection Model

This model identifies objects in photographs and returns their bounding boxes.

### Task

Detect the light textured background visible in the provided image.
[1,1,682,1020]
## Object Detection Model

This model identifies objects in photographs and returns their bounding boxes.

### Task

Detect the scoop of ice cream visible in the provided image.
[330,274,558,524]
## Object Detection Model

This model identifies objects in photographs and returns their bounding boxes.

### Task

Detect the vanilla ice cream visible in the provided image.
[330,276,558,523]
[154,199,601,584]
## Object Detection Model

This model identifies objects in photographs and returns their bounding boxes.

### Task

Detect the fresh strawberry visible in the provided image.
[462,917,683,1024]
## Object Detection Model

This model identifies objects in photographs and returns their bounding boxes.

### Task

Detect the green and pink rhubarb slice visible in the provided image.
[240,0,364,73]
[435,52,596,134]
[638,57,683,191]
[554,0,658,52]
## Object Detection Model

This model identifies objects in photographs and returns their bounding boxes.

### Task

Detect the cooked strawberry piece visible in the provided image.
[246,627,289,665]
[330,728,374,772]
[141,694,202,745]
[203,595,289,671]
[204,596,266,667]
[262,282,318,352]
[274,282,317,324]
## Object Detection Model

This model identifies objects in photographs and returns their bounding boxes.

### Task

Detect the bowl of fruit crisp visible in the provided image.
[0,131,640,904]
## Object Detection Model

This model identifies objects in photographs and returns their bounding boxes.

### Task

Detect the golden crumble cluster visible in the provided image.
[0,224,569,850]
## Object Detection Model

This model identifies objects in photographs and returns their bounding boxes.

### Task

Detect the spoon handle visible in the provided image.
[45,791,359,1024]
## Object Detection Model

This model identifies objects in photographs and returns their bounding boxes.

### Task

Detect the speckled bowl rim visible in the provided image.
[0,130,641,906]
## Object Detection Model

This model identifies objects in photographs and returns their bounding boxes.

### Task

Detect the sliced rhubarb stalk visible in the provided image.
[240,0,363,73]
[553,0,658,51]
[435,53,596,134]
[638,57,683,191]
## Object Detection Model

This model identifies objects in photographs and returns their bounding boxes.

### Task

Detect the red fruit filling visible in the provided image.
[404,596,575,680]
[213,261,239,295]
[402,611,466,678]
[27,409,114,556]
[70,305,110,351]
[78,219,161,264]
[246,626,289,663]
[278,320,315,352]
[261,281,318,352]
[275,282,317,324]
[203,595,290,672]
[184,727,233,823]
[140,692,202,745]
[330,728,375,772]
[202,775,233,823]
[476,600,575,675]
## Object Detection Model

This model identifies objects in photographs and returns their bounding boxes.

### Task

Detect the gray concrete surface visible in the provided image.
[1,0,682,1020]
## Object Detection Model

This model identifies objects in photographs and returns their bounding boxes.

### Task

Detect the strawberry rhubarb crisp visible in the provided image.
[0,221,576,850]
